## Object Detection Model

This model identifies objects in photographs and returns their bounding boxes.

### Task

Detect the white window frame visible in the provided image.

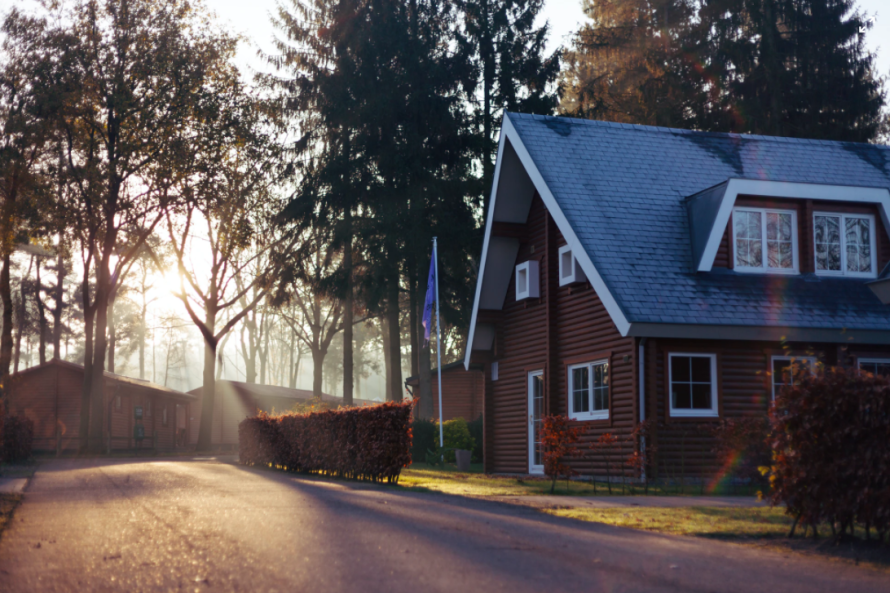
[668,353,719,418]
[857,357,890,376]
[515,260,540,300]
[731,207,799,274]
[567,359,610,421]
[770,355,817,400]
[558,245,586,286]
[812,212,877,278]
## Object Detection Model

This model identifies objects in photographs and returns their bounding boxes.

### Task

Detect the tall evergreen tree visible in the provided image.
[460,0,560,214]
[698,0,885,140]
[561,0,706,128]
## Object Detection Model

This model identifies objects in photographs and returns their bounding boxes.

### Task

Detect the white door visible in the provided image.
[528,370,544,474]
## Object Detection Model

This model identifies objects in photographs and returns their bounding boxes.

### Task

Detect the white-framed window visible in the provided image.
[813,213,876,278]
[145,400,151,417]
[668,353,718,417]
[567,360,609,421]
[162,405,168,427]
[515,260,540,300]
[771,356,817,400]
[558,245,586,286]
[491,362,499,381]
[114,395,122,412]
[732,207,798,273]
[858,358,890,377]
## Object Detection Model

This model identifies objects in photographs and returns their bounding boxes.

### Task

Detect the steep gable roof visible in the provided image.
[465,113,890,367]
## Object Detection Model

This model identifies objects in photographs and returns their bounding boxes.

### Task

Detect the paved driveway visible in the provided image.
[0,458,885,592]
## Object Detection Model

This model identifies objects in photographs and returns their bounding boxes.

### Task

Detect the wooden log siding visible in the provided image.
[485,195,636,475]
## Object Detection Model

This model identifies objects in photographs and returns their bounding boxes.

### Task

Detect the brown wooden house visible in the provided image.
[465,113,890,478]
[405,362,484,422]
[7,359,196,453]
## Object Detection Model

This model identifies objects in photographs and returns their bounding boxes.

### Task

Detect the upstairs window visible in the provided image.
[732,208,798,273]
[568,360,609,421]
[858,358,890,377]
[814,213,875,277]
[515,260,540,300]
[558,246,585,286]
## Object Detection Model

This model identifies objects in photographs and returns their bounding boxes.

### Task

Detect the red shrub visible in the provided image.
[710,417,770,487]
[768,367,890,539]
[541,415,586,493]
[2,414,35,463]
[239,400,414,484]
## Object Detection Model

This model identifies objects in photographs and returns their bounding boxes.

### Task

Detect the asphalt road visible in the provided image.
[0,458,886,592]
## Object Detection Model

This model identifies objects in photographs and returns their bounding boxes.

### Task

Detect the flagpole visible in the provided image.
[434,237,444,451]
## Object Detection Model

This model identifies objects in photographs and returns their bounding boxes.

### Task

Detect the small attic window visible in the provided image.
[515,260,540,300]
[558,245,586,286]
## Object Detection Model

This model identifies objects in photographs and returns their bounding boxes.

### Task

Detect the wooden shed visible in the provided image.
[7,359,196,453]
[187,381,378,447]
[405,362,484,422]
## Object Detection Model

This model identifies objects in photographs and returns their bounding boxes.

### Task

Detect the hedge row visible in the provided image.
[2,414,34,463]
[769,367,890,539]
[239,399,413,483]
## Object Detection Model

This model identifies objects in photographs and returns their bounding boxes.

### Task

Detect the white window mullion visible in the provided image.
[761,214,768,270]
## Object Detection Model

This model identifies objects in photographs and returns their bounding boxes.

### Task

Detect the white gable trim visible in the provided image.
[698,179,890,272]
[464,115,630,370]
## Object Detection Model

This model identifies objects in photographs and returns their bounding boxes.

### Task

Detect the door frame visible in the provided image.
[528,370,544,475]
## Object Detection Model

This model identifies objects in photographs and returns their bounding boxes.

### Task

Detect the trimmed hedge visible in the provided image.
[2,414,35,463]
[769,367,890,540]
[239,400,413,483]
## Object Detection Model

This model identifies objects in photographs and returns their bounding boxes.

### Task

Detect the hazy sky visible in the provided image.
[209,0,890,84]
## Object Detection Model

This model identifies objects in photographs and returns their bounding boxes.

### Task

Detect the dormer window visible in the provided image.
[515,260,539,300]
[558,245,586,286]
[814,213,875,277]
[732,207,798,274]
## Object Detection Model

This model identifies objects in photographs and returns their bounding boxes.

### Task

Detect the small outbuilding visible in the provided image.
[7,359,196,453]
[405,362,485,422]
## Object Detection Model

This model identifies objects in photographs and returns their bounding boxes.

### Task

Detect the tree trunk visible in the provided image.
[381,320,391,400]
[386,275,402,401]
[288,330,296,389]
[312,347,325,399]
[259,312,268,384]
[417,283,433,419]
[196,306,217,452]
[79,268,94,452]
[13,255,32,375]
[107,294,116,373]
[342,210,354,406]
[52,248,65,360]
[35,261,47,365]
[0,252,13,407]
[87,246,113,454]
[139,293,147,379]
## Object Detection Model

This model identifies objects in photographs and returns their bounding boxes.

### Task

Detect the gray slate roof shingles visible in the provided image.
[507,112,890,330]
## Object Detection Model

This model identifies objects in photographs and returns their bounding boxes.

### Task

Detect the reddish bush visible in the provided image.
[541,415,586,494]
[239,400,414,484]
[768,367,890,540]
[710,417,770,487]
[2,414,35,463]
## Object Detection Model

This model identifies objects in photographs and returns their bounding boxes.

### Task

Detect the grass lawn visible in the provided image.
[546,506,890,569]
[547,506,791,538]
[399,463,760,497]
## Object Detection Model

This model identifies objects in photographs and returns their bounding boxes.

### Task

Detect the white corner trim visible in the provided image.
[698,179,890,272]
[464,125,510,371]
[500,116,631,336]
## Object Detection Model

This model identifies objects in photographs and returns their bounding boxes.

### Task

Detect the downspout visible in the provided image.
[638,338,647,482]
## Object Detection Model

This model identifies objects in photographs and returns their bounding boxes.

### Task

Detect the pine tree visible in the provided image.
[698,0,886,141]
[561,0,706,128]
[460,0,561,213]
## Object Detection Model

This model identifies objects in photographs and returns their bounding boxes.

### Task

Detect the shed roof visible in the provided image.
[13,359,196,401]
[187,380,380,407]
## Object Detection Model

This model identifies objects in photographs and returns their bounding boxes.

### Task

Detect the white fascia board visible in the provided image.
[698,179,890,272]
[464,120,511,371]
[500,115,631,336]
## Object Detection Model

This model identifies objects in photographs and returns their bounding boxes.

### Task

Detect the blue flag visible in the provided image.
[422,255,435,348]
